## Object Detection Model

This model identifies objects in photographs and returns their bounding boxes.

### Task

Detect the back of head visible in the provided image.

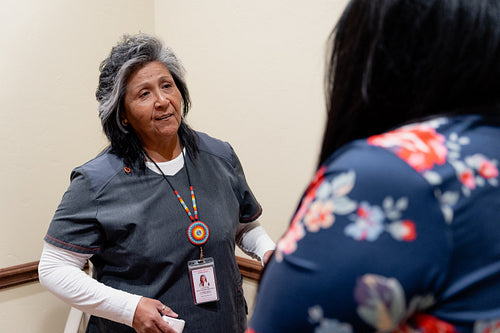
[319,0,500,165]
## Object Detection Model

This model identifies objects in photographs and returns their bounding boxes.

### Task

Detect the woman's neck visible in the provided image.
[143,136,182,162]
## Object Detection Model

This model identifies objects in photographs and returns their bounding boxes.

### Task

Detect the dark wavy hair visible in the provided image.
[319,0,500,167]
[96,33,198,170]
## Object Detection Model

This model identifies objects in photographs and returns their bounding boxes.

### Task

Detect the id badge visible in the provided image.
[188,257,219,304]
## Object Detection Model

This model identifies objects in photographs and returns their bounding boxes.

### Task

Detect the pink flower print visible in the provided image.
[354,274,405,331]
[399,221,416,241]
[290,166,327,228]
[309,165,327,192]
[478,158,499,179]
[387,220,417,241]
[484,321,500,333]
[474,319,500,333]
[276,222,306,257]
[345,202,385,241]
[368,125,447,173]
[358,205,369,218]
[304,200,335,232]
[459,168,476,189]
[408,313,456,333]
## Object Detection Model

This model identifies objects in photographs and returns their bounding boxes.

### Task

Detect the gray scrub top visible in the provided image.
[45,132,262,333]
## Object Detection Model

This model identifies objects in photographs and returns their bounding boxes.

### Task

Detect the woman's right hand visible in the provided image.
[132,297,179,333]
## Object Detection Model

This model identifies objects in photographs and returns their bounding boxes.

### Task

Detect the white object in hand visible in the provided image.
[162,316,185,333]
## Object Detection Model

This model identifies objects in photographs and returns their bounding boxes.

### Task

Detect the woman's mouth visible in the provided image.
[156,114,172,120]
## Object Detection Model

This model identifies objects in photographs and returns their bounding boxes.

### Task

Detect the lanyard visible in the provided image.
[145,149,209,259]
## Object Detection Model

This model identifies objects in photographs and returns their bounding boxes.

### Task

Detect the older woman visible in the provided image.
[39,34,274,333]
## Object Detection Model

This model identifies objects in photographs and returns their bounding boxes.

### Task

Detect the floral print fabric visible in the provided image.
[248,115,500,333]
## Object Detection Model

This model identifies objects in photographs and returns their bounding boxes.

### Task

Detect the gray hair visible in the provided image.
[96,33,190,134]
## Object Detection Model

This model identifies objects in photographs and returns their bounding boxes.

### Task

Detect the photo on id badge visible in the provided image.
[188,258,219,304]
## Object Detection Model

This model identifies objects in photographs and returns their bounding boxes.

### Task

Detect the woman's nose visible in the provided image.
[154,92,170,109]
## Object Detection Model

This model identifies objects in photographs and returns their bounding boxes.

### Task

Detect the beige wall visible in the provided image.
[0,0,348,331]
[154,0,346,242]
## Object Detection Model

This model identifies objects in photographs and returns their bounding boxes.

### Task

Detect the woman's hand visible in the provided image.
[263,250,274,266]
[132,297,179,333]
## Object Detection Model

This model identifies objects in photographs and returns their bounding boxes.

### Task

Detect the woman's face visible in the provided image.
[123,61,183,149]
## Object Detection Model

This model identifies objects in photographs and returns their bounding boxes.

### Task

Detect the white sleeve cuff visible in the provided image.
[236,222,275,265]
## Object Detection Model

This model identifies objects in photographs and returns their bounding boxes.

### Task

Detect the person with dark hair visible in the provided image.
[199,275,210,288]
[247,0,500,332]
[38,33,275,333]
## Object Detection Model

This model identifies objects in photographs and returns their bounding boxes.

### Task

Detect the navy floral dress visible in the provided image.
[248,114,500,333]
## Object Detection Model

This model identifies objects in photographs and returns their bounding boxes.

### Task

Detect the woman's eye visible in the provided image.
[162,83,172,89]
[139,91,150,98]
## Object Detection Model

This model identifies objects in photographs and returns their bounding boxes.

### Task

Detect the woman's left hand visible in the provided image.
[132,297,179,333]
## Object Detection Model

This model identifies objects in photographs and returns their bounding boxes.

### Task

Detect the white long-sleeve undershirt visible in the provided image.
[38,242,142,327]
[236,223,276,265]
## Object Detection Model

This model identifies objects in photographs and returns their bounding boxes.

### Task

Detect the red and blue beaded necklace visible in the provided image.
[144,149,209,259]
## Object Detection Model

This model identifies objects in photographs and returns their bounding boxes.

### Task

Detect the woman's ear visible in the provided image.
[120,112,129,127]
